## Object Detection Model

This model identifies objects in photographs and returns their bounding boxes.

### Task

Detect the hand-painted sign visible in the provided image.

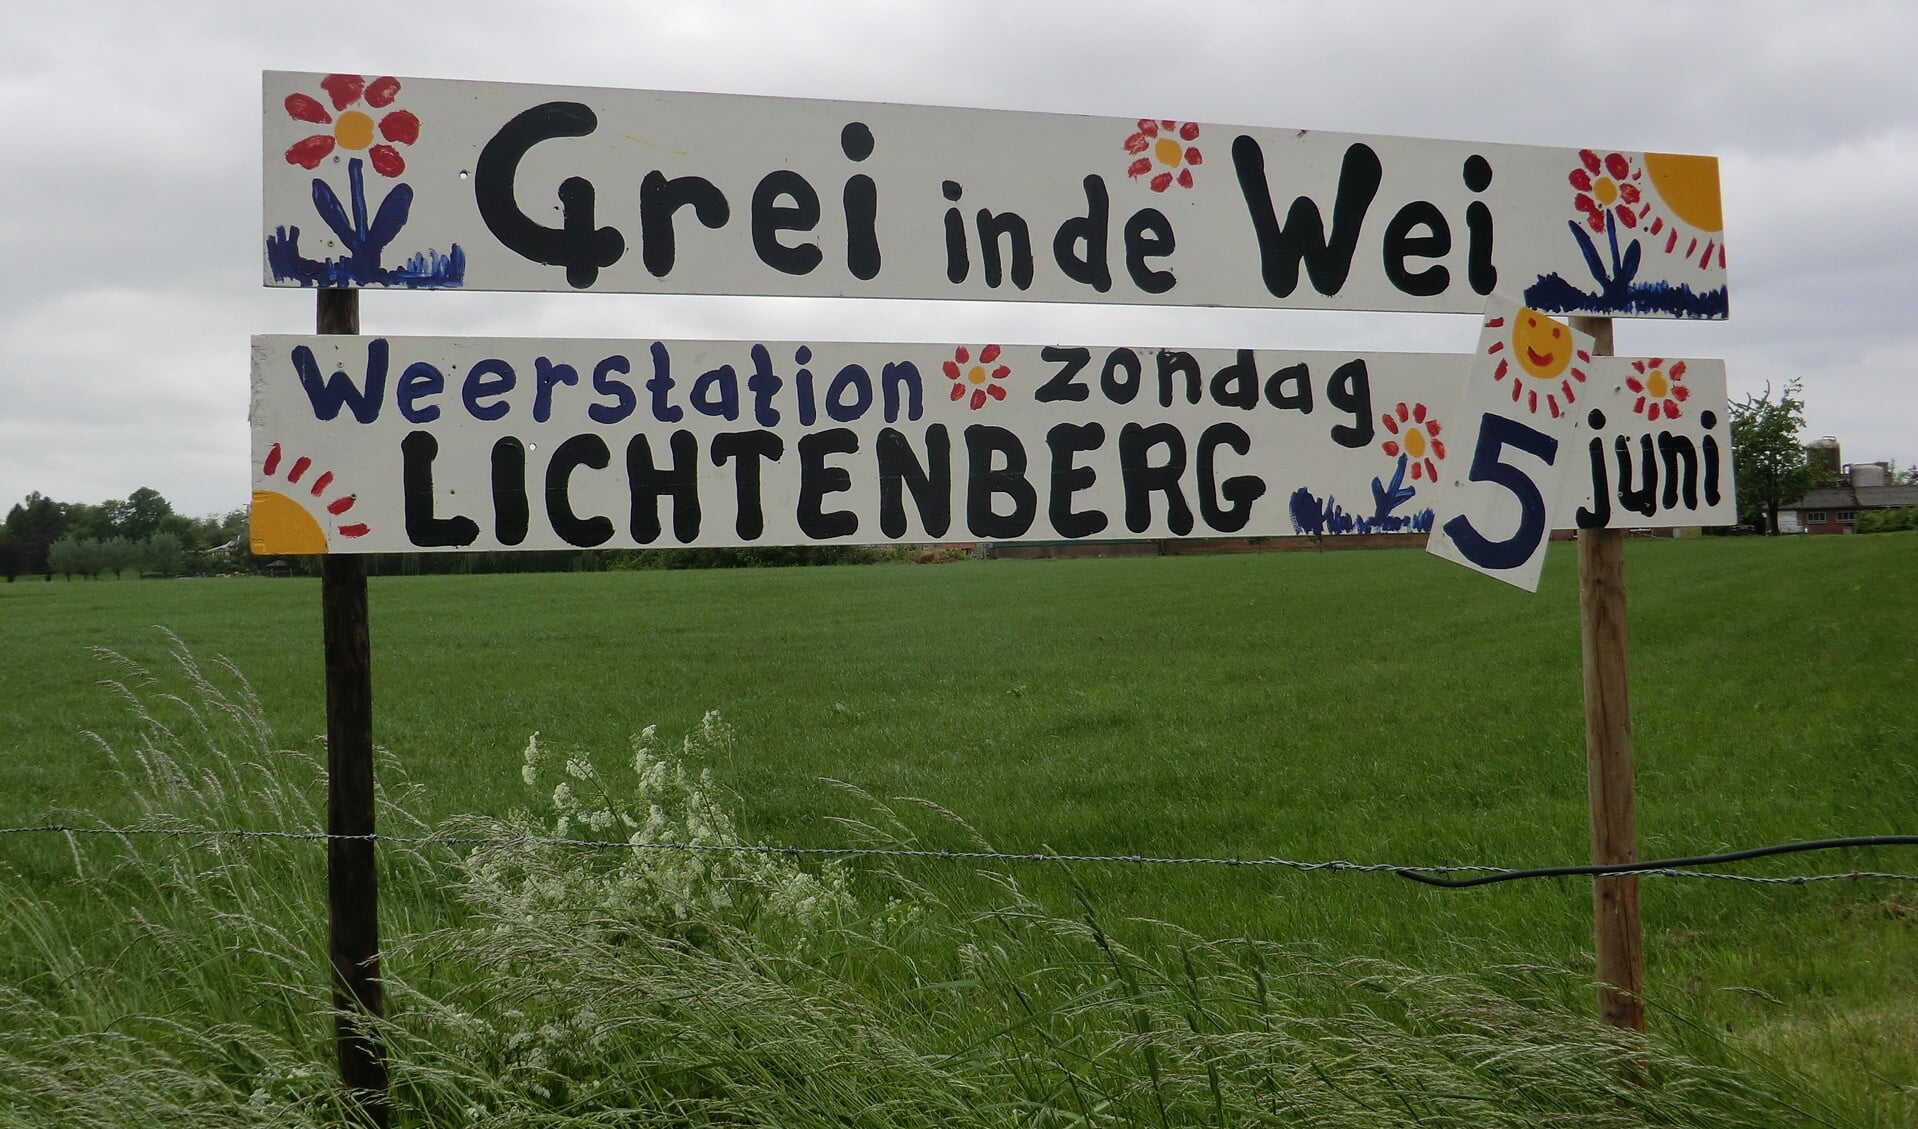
[251,333,1732,557]
[251,335,1500,554]
[262,72,1728,318]
[1426,301,1734,590]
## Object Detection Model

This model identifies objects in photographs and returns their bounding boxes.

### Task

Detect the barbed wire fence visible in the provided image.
[4,823,1914,888]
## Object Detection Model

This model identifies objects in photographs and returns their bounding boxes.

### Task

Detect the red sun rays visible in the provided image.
[262,442,369,538]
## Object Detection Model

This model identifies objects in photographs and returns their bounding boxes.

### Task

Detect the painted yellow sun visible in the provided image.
[1482,309,1590,420]
[1642,152,1725,269]
[251,443,369,555]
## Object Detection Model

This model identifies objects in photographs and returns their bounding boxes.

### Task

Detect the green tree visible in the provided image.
[120,487,173,541]
[1730,380,1829,535]
[141,532,185,576]
[46,537,91,580]
[4,492,68,575]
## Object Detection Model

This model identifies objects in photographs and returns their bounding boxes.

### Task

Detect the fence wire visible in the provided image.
[3,823,1915,887]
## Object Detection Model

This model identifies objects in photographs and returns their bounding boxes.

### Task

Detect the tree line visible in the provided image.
[0,487,888,581]
[1,488,248,581]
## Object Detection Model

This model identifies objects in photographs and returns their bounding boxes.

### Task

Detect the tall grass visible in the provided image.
[0,636,1874,1126]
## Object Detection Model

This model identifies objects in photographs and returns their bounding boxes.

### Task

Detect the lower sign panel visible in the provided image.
[248,335,1730,555]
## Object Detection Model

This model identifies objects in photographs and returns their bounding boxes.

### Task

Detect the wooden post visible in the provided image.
[318,287,390,1125]
[1570,314,1645,1034]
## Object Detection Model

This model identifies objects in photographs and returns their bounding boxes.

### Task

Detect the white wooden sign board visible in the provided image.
[250,334,1732,556]
[262,72,1728,319]
[1425,299,1733,590]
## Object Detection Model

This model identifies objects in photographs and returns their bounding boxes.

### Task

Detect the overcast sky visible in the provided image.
[4,0,1914,518]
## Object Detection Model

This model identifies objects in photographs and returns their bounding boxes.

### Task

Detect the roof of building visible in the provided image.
[1790,485,1918,510]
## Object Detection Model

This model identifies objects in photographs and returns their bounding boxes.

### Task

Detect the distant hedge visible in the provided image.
[1854,507,1918,534]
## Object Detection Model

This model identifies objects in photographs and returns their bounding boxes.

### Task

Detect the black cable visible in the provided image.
[1395,835,1918,888]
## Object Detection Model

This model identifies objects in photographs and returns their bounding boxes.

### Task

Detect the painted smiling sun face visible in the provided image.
[1512,309,1571,379]
[1483,308,1591,419]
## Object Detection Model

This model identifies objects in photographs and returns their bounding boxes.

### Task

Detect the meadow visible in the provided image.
[1,533,1913,1124]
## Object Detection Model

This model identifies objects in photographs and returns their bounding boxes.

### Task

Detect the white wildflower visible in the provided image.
[520,732,542,787]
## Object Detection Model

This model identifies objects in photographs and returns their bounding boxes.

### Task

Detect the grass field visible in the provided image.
[2,533,1914,1123]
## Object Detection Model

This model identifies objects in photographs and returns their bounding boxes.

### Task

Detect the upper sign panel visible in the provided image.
[263,71,1728,318]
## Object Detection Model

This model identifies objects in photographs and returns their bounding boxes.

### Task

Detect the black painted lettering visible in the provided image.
[1463,156,1497,295]
[548,434,615,547]
[711,430,782,540]
[401,430,480,547]
[964,425,1036,539]
[1701,418,1723,507]
[798,428,859,539]
[942,181,968,284]
[1101,348,1142,405]
[639,171,730,278]
[1046,422,1107,539]
[1658,432,1699,510]
[1197,423,1265,533]
[473,103,624,289]
[1156,350,1201,407]
[625,430,700,544]
[751,169,823,276]
[1209,350,1258,411]
[1381,201,1451,296]
[1615,434,1658,518]
[975,209,1034,290]
[1264,361,1312,413]
[1118,422,1192,535]
[840,123,881,281]
[1123,207,1176,293]
[1054,175,1112,292]
[877,425,952,539]
[490,436,529,547]
[1577,411,1612,529]
[1326,359,1374,447]
[1036,346,1092,402]
[1232,138,1382,297]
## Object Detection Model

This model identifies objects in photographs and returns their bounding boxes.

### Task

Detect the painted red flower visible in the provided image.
[1626,358,1690,421]
[1569,149,1645,233]
[1380,401,1446,482]
[1124,119,1202,192]
[284,74,421,178]
[943,345,1010,411]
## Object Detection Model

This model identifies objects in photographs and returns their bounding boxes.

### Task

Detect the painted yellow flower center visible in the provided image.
[1593,177,1619,207]
[335,110,375,150]
[968,364,987,385]
[1154,137,1183,167]
[1646,369,1669,398]
[1404,429,1427,459]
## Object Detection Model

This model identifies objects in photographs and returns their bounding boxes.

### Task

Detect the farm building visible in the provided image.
[1784,460,1918,534]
